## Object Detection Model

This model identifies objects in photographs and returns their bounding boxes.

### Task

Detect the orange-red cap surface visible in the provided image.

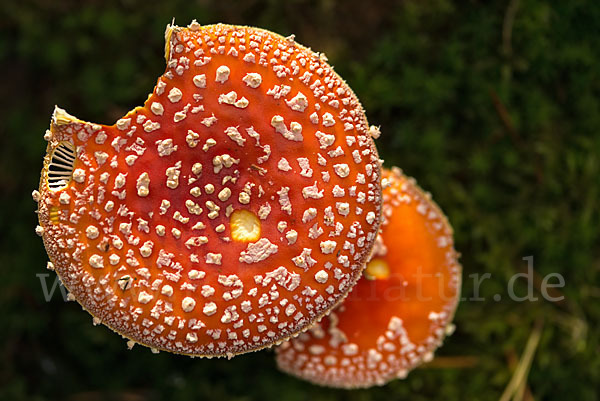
[276,167,461,387]
[34,22,382,357]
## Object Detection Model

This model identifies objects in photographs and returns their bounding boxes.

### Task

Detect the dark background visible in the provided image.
[1,0,599,400]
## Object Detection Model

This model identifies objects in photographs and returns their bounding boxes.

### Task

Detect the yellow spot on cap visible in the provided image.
[230,210,261,242]
[365,258,390,280]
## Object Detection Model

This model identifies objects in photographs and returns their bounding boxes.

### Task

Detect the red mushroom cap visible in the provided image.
[34,22,382,357]
[276,167,461,387]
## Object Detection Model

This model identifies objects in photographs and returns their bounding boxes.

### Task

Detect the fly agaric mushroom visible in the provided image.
[33,22,383,357]
[276,167,461,387]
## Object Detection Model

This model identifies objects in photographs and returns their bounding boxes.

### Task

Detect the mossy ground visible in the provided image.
[1,1,598,400]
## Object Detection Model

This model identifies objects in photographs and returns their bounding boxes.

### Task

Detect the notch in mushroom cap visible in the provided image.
[275,167,461,388]
[33,21,383,357]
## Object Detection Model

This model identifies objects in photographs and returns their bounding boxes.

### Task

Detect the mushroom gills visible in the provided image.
[46,141,76,190]
[49,206,60,224]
